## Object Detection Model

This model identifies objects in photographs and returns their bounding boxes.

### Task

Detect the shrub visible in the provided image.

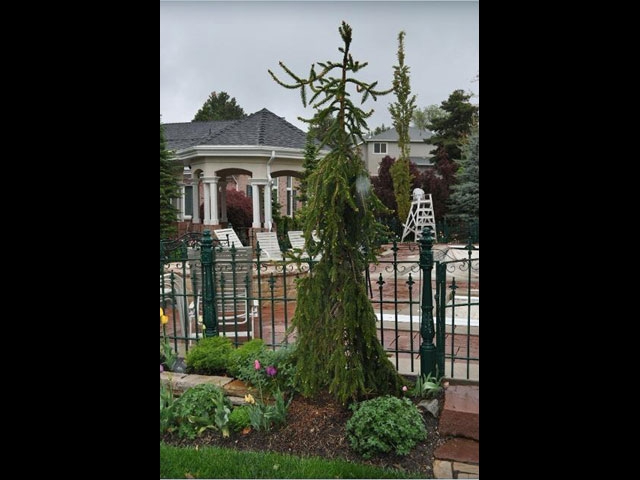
[235,342,297,394]
[185,336,234,375]
[227,339,265,378]
[346,395,427,459]
[172,384,232,439]
[226,190,253,229]
[228,405,252,432]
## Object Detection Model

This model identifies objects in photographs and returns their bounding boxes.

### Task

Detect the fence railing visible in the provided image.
[160,229,479,379]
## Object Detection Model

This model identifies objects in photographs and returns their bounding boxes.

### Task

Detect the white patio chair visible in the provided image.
[255,231,284,261]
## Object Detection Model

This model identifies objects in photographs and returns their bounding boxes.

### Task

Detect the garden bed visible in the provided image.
[161,388,444,478]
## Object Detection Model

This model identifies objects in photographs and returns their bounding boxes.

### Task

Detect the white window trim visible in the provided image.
[373,142,388,154]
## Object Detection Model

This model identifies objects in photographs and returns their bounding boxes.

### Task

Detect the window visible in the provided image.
[373,142,387,154]
[286,176,295,216]
[246,185,252,197]
[184,185,193,216]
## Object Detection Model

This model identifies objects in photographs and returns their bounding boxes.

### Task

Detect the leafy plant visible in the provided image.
[411,373,443,399]
[244,389,291,432]
[227,339,265,378]
[212,392,231,438]
[235,343,297,395]
[172,384,232,439]
[160,380,175,435]
[346,395,427,459]
[228,405,252,432]
[185,336,234,375]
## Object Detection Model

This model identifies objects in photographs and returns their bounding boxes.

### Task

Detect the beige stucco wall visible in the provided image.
[362,141,436,176]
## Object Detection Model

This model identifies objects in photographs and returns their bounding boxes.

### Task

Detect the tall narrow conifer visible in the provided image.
[269,22,404,403]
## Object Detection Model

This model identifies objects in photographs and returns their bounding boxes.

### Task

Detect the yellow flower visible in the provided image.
[161,315,169,325]
[160,307,164,317]
[244,394,255,405]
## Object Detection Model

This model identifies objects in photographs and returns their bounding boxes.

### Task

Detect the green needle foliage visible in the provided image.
[160,122,180,239]
[269,21,404,404]
[388,31,416,225]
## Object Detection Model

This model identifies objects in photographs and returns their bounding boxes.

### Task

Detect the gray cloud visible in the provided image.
[161,1,479,131]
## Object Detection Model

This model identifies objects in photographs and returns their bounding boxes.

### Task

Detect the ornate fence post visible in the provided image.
[200,230,218,337]
[418,226,437,378]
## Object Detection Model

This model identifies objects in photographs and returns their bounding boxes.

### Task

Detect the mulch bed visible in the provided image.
[161,389,445,477]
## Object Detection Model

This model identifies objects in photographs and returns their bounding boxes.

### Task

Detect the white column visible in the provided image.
[251,182,261,228]
[192,180,200,224]
[203,180,211,225]
[219,180,228,223]
[178,185,185,221]
[210,176,220,225]
[264,180,273,231]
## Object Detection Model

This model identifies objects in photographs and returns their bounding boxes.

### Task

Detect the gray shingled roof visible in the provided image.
[162,108,309,151]
[163,120,236,151]
[365,126,433,142]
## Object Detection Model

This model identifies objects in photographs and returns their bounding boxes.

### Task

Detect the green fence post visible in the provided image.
[418,226,437,378]
[201,230,218,337]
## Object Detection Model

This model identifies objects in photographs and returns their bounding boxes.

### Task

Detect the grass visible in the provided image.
[160,442,422,479]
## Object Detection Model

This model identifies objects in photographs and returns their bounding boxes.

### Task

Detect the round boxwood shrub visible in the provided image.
[185,336,234,375]
[346,395,427,459]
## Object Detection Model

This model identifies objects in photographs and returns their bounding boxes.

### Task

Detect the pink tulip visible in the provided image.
[254,359,261,370]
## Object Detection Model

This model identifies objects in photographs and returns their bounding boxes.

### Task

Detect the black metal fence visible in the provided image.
[160,230,479,379]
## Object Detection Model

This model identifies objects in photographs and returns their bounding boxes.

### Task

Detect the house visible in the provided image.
[163,108,328,236]
[360,126,436,177]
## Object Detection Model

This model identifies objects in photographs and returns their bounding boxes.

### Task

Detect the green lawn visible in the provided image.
[160,443,423,479]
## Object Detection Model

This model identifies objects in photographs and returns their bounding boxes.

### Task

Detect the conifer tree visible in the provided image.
[160,123,180,239]
[192,91,246,121]
[448,126,479,218]
[269,21,404,403]
[388,31,416,227]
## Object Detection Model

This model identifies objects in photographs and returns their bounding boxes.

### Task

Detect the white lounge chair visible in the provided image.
[287,230,322,261]
[213,228,245,248]
[255,231,284,261]
[188,246,256,341]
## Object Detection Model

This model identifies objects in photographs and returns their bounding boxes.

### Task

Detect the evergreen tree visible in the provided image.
[412,104,447,130]
[426,89,478,162]
[160,123,180,239]
[296,131,320,206]
[307,113,336,145]
[388,31,416,226]
[269,21,404,403]
[448,127,479,218]
[372,124,391,136]
[192,91,247,121]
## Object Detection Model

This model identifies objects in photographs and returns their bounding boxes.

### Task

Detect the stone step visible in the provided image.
[434,438,479,478]
[434,437,479,464]
[160,373,272,403]
[439,383,479,440]
[160,372,233,395]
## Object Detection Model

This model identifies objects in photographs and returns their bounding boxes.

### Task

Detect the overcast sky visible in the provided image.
[160,0,479,132]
